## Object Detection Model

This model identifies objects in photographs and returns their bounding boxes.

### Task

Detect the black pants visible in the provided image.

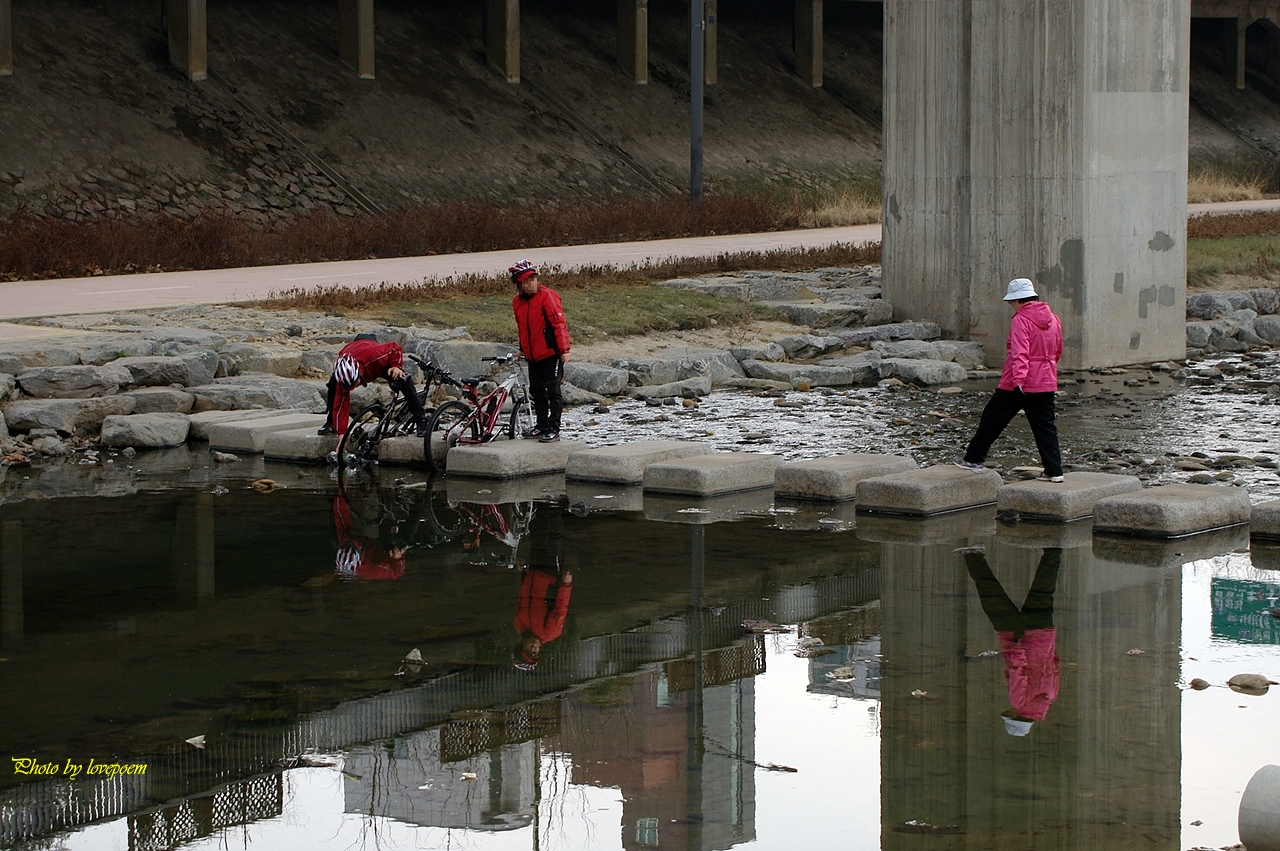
[324,374,425,428]
[964,548,1062,638]
[527,356,563,432]
[964,388,1062,477]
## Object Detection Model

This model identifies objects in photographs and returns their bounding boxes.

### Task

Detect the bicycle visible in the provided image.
[337,354,461,469]
[424,353,535,475]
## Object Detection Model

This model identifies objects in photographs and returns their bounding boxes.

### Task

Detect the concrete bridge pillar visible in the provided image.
[1222,15,1248,88]
[618,0,648,83]
[704,0,718,85]
[883,0,1189,370]
[1,0,12,76]
[487,0,520,83]
[339,0,375,79]
[166,0,207,82]
[794,0,822,87]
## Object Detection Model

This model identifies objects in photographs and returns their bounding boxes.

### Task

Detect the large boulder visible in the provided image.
[16,364,132,398]
[831,322,942,346]
[0,410,7,440]
[2,396,137,435]
[742,360,857,387]
[811,352,882,384]
[777,334,846,360]
[218,343,303,377]
[871,340,987,369]
[879,358,968,385]
[1185,322,1212,350]
[1254,315,1280,346]
[729,342,786,363]
[561,382,605,405]
[141,327,227,349]
[100,413,191,448]
[1186,292,1234,320]
[190,375,325,412]
[0,374,14,400]
[1251,288,1280,316]
[79,339,161,365]
[626,376,713,398]
[405,340,518,382]
[613,348,744,387]
[123,387,196,414]
[564,362,629,396]
[113,352,218,387]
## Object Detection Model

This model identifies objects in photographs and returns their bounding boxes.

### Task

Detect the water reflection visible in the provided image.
[0,471,1268,851]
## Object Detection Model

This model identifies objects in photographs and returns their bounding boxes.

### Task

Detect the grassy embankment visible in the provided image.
[1188,210,1280,289]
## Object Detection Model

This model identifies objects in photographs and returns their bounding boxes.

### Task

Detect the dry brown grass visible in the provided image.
[1187,169,1266,204]
[1188,210,1280,239]
[799,187,882,227]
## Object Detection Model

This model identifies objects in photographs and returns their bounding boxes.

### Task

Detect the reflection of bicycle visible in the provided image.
[424,353,534,474]
[447,499,537,567]
[339,354,461,469]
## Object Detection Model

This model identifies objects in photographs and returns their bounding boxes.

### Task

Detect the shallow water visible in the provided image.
[2,456,1280,851]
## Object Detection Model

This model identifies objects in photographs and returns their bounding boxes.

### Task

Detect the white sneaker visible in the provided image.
[1036,473,1065,483]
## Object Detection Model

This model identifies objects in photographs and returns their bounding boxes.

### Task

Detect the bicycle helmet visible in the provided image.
[333,354,361,387]
[509,259,538,284]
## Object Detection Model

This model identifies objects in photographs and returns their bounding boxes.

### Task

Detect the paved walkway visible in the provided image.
[0,198,1275,334]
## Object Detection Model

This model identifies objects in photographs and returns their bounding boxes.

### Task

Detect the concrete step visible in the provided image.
[189,408,300,441]
[263,427,340,462]
[565,440,709,484]
[855,465,1001,516]
[774,453,916,502]
[1252,499,1280,541]
[1093,525,1251,567]
[1092,483,1253,538]
[446,438,589,479]
[997,472,1142,521]
[995,518,1094,550]
[643,453,783,497]
[377,435,430,466]
[643,488,776,524]
[206,413,327,454]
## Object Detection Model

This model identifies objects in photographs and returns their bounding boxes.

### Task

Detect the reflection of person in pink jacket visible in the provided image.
[954,278,1065,481]
[332,496,406,581]
[511,567,572,670]
[957,546,1062,736]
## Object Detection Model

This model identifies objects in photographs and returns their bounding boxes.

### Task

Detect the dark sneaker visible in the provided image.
[317,425,336,436]
[538,431,560,443]
[416,419,430,437]
[952,457,985,472]
[522,426,543,439]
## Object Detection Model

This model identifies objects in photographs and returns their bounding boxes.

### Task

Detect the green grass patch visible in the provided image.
[1187,234,1280,288]
[366,286,777,346]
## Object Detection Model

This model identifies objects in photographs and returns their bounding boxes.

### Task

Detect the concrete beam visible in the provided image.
[617,0,648,84]
[487,0,519,83]
[1223,15,1248,88]
[1267,22,1280,82]
[338,0,375,80]
[704,0,718,85]
[167,0,207,82]
[883,0,1190,369]
[0,0,12,77]
[795,0,823,87]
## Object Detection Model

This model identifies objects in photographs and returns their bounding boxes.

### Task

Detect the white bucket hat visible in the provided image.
[1003,278,1037,301]
[1003,715,1034,737]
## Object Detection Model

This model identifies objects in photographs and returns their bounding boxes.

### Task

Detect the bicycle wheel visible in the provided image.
[507,392,535,440]
[386,397,421,437]
[425,400,478,474]
[338,405,385,467]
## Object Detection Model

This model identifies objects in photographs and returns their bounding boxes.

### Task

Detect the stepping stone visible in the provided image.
[774,453,916,502]
[189,409,300,441]
[643,453,783,496]
[1093,525,1250,568]
[206,413,327,453]
[1252,499,1280,541]
[566,440,709,484]
[378,435,428,466]
[446,474,566,504]
[1092,483,1252,538]
[565,481,645,513]
[855,465,1002,516]
[997,472,1142,521]
[854,506,995,544]
[996,518,1093,550]
[446,439,588,479]
[263,427,340,462]
[644,488,776,524]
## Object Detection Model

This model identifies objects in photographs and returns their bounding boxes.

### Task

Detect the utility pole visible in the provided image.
[690,0,704,207]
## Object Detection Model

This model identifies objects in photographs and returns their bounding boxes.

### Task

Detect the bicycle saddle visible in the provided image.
[459,377,481,387]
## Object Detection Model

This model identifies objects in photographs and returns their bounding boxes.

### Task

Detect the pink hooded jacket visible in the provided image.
[997,627,1060,720]
[998,300,1063,393]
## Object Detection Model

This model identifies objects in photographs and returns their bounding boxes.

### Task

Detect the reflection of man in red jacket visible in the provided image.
[332,495,406,581]
[319,336,427,436]
[509,261,572,443]
[957,546,1062,736]
[512,567,573,670]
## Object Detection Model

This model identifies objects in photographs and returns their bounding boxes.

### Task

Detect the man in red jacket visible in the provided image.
[318,336,427,436]
[955,277,1065,481]
[509,261,572,442]
[511,566,573,670]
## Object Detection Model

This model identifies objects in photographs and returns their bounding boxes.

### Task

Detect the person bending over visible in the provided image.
[318,335,427,436]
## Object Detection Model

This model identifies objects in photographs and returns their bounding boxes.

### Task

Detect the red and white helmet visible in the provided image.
[509,259,538,284]
[333,354,361,387]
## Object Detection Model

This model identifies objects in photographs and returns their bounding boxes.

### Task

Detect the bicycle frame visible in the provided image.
[455,354,531,444]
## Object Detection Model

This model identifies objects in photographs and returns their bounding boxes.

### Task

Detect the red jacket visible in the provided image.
[330,340,404,434]
[998,627,1060,720]
[332,497,405,580]
[513,287,571,363]
[514,569,572,642]
[998,301,1062,393]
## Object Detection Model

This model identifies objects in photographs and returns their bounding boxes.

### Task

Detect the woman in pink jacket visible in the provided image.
[955,278,1064,481]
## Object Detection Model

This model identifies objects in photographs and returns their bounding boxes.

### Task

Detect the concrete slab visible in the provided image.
[772,497,859,533]
[207,413,328,453]
[1252,499,1280,541]
[378,435,428,466]
[855,465,1002,517]
[445,439,589,479]
[1253,541,1280,572]
[1092,483,1253,538]
[643,453,783,496]
[189,409,298,441]
[565,440,709,484]
[565,481,645,513]
[997,472,1143,521]
[854,506,995,544]
[263,427,340,462]
[774,453,916,502]
[643,488,776,525]
[446,474,566,504]
[995,518,1094,551]
[1093,525,1251,568]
